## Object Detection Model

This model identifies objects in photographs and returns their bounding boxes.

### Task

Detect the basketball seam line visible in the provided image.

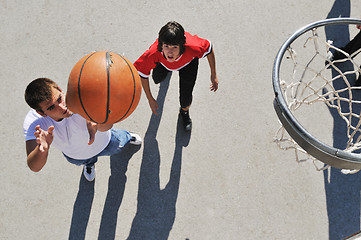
[115,53,137,122]
[78,52,97,123]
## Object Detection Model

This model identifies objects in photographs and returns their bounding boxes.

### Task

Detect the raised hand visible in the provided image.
[34,125,54,152]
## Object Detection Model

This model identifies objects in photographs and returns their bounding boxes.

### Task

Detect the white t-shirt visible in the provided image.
[23,109,111,160]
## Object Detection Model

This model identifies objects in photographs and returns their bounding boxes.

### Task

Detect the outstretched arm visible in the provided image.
[207,49,219,92]
[26,125,54,172]
[141,76,159,115]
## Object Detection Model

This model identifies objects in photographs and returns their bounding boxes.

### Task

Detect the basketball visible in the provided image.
[66,51,141,124]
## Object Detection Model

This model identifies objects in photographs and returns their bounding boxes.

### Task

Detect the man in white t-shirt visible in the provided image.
[24,78,142,181]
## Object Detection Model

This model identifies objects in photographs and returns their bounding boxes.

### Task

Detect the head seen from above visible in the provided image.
[25,78,72,121]
[157,21,186,62]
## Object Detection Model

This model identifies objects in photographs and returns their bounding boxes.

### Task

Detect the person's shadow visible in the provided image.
[324,1,361,239]
[68,130,141,240]
[68,172,95,240]
[98,144,141,239]
[126,74,191,239]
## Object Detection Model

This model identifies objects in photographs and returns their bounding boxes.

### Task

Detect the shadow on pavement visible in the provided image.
[126,75,191,239]
[324,1,361,239]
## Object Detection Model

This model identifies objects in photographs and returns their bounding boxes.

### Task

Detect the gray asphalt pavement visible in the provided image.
[2,0,361,239]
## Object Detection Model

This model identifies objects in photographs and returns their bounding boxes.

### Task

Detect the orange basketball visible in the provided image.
[66,51,141,124]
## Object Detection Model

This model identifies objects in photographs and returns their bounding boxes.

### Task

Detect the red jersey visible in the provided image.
[134,32,212,78]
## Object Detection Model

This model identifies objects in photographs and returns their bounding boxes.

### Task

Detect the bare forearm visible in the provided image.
[140,76,159,114]
[141,77,154,100]
[207,49,217,76]
[27,145,49,172]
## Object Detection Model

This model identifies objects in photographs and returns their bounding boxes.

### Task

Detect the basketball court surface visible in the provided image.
[2,0,361,239]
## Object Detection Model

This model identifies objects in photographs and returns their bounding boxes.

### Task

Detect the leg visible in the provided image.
[65,129,131,181]
[178,58,199,131]
[337,31,361,86]
[63,153,98,167]
[152,63,171,84]
[179,58,199,109]
[342,30,361,56]
[334,30,361,60]
[83,156,97,181]
[97,129,132,157]
[63,154,98,182]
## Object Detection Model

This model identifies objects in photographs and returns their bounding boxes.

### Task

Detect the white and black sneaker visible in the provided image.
[83,165,95,182]
[129,132,142,145]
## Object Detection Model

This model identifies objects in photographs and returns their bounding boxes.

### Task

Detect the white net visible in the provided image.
[274,23,361,172]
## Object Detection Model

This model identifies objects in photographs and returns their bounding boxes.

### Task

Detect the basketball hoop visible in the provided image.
[273,18,361,170]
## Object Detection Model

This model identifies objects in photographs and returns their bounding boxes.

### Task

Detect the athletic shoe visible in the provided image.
[83,165,95,182]
[179,108,192,131]
[129,132,142,145]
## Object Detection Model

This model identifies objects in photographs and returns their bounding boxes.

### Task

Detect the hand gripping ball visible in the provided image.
[66,51,141,124]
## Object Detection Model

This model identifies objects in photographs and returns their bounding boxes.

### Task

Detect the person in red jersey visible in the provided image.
[134,21,219,131]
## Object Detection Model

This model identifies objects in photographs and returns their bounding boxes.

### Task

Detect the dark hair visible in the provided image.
[157,21,186,55]
[25,78,61,112]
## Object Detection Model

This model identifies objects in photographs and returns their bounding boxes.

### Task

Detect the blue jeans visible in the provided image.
[63,129,132,167]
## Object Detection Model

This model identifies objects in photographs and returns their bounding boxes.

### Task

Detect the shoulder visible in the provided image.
[184,32,212,58]
[23,109,45,131]
[24,109,41,123]
[135,40,159,63]
[140,40,160,58]
[185,32,211,50]
[134,40,160,75]
[185,32,210,46]
[23,109,53,139]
